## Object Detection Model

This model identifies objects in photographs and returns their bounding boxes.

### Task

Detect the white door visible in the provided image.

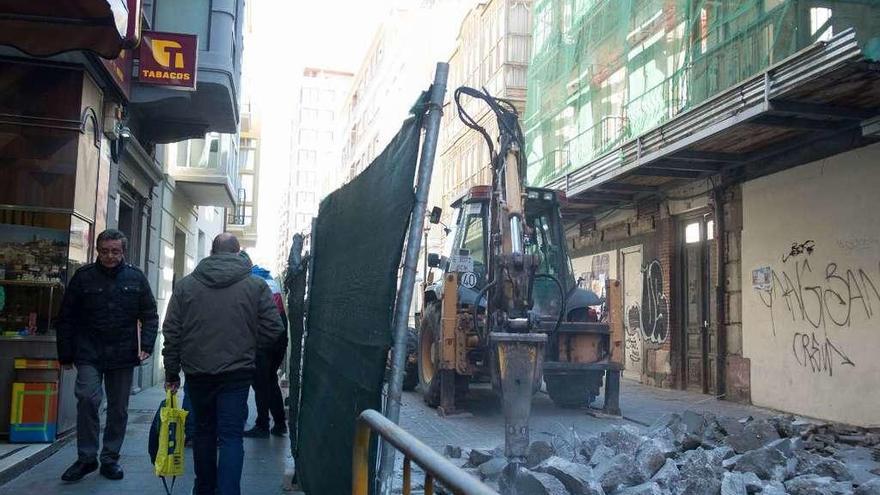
[621,246,644,381]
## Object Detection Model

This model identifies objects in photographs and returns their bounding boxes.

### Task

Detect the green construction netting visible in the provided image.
[525,0,880,186]
[295,109,425,495]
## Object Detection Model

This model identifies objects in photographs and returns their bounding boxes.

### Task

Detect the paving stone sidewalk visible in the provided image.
[0,385,295,495]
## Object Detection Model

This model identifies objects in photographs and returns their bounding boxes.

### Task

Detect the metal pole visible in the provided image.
[378,62,449,495]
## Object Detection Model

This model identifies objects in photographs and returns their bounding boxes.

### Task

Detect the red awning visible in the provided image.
[0,0,140,59]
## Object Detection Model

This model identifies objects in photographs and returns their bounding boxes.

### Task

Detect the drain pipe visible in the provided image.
[711,186,727,398]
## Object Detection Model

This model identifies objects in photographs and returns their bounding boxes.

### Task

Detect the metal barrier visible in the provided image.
[352,409,499,495]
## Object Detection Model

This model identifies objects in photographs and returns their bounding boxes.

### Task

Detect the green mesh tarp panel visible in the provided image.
[525,0,880,186]
[296,114,423,495]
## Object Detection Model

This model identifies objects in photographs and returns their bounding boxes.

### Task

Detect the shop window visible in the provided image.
[0,210,86,336]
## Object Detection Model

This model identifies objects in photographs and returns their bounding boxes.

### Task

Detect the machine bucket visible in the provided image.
[491,332,547,459]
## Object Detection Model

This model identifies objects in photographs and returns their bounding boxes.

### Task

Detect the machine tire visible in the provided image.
[545,373,600,409]
[417,303,469,407]
[418,303,442,407]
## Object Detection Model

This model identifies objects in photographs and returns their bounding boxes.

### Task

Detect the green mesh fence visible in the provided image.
[525,0,880,186]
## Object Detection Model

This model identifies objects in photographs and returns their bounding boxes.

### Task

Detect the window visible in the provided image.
[301,87,320,105]
[685,220,714,244]
[300,109,318,122]
[297,150,316,166]
[299,129,317,146]
[319,131,333,147]
[459,209,485,266]
[240,175,255,201]
[239,147,255,171]
[296,171,316,187]
[154,0,210,50]
[296,191,316,208]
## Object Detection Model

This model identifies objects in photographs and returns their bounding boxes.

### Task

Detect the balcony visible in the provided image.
[131,0,243,143]
[165,132,238,208]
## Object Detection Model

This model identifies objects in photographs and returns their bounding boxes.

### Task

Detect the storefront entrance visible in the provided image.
[680,212,718,394]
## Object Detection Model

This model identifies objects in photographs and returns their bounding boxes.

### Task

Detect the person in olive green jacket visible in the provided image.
[162,233,284,495]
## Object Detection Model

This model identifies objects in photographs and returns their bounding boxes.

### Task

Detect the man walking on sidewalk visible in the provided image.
[244,264,289,438]
[162,233,284,495]
[57,229,159,482]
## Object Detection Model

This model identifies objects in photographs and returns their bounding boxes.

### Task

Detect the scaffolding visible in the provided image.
[524,0,880,187]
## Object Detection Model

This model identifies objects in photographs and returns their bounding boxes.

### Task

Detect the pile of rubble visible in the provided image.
[446,413,880,495]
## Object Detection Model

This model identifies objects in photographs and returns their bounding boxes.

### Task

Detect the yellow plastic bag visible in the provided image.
[155,390,188,478]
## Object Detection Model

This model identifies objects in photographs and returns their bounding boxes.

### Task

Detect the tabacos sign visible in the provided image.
[138,31,197,90]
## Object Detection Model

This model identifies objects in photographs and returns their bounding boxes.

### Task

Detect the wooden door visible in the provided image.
[682,216,716,393]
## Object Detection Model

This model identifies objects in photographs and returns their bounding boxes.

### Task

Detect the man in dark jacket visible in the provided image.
[244,264,289,438]
[57,229,158,482]
[162,233,284,495]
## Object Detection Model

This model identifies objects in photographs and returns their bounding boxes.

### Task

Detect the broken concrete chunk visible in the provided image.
[722,455,743,470]
[444,445,462,459]
[707,446,737,466]
[682,410,710,437]
[580,436,602,460]
[855,478,880,495]
[468,447,502,467]
[794,451,854,482]
[478,457,509,482]
[733,445,796,482]
[761,481,789,495]
[527,440,556,468]
[784,474,854,495]
[601,425,646,456]
[678,448,724,495]
[593,453,645,493]
[635,439,668,479]
[534,456,595,495]
[590,445,618,467]
[650,459,681,491]
[615,481,667,495]
[721,472,749,495]
[717,417,747,438]
[726,419,782,454]
[499,466,570,495]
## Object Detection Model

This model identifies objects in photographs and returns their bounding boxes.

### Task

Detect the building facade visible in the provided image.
[0,0,244,430]
[527,0,880,426]
[276,67,353,274]
[227,96,260,251]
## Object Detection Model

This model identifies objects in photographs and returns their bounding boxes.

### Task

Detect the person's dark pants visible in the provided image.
[188,378,250,495]
[74,364,133,465]
[253,347,286,429]
[182,381,195,439]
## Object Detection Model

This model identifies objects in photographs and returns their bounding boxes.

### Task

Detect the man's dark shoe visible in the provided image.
[243,425,269,438]
[100,463,124,480]
[270,424,287,437]
[61,461,98,482]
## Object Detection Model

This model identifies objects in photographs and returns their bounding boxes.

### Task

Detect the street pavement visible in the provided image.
[0,378,780,494]
[398,378,771,453]
[0,385,295,495]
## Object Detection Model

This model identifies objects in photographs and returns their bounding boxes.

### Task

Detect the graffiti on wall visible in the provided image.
[754,241,878,377]
[626,259,670,345]
[625,305,642,365]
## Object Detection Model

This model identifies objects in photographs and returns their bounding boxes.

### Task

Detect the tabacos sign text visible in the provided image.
[138,31,198,90]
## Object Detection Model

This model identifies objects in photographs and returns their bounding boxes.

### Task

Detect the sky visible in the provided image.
[243,0,397,268]
[242,0,476,270]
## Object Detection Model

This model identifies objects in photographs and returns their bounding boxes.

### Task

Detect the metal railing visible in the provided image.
[352,409,498,495]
